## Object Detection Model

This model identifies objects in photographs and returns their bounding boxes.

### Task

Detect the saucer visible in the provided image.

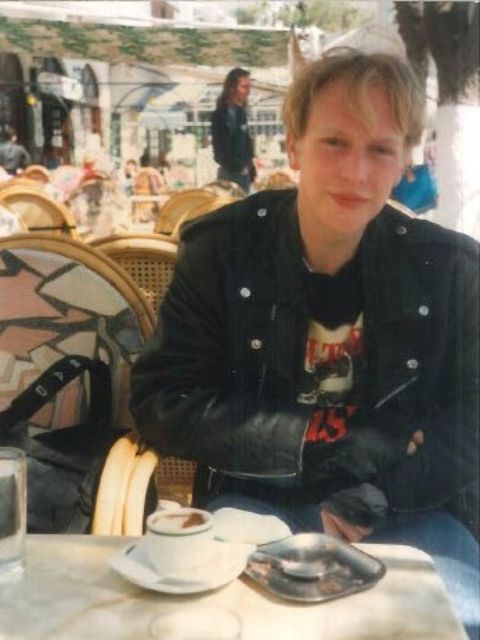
[109,538,254,594]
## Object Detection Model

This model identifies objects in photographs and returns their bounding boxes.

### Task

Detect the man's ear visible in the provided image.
[286,134,301,171]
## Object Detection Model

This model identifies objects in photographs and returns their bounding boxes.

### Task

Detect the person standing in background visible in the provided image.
[0,126,31,175]
[211,67,256,193]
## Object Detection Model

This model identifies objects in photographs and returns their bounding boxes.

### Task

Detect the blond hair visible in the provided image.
[283,47,425,149]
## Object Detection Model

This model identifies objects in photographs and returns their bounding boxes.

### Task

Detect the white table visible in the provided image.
[0,535,467,640]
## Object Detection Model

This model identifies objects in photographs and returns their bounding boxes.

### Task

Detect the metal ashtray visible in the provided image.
[244,533,386,603]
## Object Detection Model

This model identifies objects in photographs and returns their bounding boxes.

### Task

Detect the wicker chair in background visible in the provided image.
[165,194,240,243]
[203,179,247,199]
[90,231,197,506]
[0,186,78,237]
[22,165,51,184]
[153,188,217,236]
[89,233,177,316]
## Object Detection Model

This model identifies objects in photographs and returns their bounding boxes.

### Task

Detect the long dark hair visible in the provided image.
[216,67,250,108]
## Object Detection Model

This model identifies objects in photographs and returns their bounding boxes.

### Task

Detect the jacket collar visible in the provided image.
[273,194,429,323]
[361,207,430,325]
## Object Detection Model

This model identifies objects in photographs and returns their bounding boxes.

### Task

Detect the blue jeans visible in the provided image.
[206,491,480,640]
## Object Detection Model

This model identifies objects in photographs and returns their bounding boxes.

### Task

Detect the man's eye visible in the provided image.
[324,138,346,148]
[371,146,394,156]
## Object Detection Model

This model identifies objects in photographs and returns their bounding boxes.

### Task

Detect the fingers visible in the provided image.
[406,429,425,455]
[321,508,373,543]
[412,429,424,446]
[406,440,417,456]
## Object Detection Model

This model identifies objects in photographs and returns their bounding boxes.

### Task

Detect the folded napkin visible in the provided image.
[212,508,292,545]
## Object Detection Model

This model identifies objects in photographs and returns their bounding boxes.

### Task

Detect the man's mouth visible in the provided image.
[329,193,369,207]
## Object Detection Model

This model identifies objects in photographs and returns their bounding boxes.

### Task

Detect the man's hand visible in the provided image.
[406,429,424,456]
[321,508,373,542]
[319,433,424,543]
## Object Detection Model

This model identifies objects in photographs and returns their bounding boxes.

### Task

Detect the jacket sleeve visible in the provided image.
[382,245,479,510]
[211,108,231,171]
[129,231,309,476]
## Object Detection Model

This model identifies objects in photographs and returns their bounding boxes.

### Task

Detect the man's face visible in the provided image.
[287,79,408,241]
[231,76,251,106]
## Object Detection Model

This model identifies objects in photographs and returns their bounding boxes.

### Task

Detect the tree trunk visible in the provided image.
[395,2,480,239]
[394,2,430,91]
[424,2,479,106]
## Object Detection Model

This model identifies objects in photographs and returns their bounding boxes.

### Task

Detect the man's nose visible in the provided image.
[340,150,369,182]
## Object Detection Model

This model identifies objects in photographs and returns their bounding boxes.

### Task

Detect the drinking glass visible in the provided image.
[149,605,242,640]
[0,447,27,582]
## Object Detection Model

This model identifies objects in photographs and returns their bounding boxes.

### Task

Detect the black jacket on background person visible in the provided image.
[211,103,254,176]
[130,189,479,524]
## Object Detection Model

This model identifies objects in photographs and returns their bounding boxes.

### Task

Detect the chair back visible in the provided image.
[154,188,217,235]
[203,180,247,198]
[22,165,51,184]
[90,231,197,505]
[0,233,155,432]
[0,202,27,236]
[0,186,78,237]
[256,171,297,191]
[90,233,177,315]
[167,195,239,242]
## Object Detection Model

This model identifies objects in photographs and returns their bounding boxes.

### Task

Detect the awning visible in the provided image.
[0,16,289,67]
[138,107,187,130]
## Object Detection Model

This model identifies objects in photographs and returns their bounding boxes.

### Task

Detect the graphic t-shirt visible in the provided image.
[297,251,365,445]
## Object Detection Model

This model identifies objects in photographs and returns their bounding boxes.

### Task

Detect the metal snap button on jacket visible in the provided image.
[406,358,419,370]
[250,339,263,350]
[257,208,267,217]
[239,287,251,298]
[396,225,408,235]
[418,305,430,316]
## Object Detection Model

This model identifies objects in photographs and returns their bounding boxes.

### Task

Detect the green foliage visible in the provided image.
[275,0,370,31]
[235,7,258,26]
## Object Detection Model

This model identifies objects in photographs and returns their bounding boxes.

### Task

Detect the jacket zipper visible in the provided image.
[373,375,418,410]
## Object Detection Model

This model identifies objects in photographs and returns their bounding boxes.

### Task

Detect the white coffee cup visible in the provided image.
[145,507,215,576]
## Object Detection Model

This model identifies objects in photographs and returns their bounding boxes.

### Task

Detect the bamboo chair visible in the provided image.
[256,170,297,191]
[90,231,197,507]
[0,233,158,535]
[153,188,217,235]
[0,176,45,192]
[22,165,51,184]
[203,179,247,198]
[89,233,178,315]
[168,194,239,242]
[0,186,78,237]
[0,202,28,235]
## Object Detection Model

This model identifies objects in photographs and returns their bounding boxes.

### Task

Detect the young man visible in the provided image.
[131,49,479,636]
[211,67,256,193]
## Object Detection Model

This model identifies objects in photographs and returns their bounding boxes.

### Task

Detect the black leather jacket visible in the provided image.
[131,189,479,512]
[211,103,254,174]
